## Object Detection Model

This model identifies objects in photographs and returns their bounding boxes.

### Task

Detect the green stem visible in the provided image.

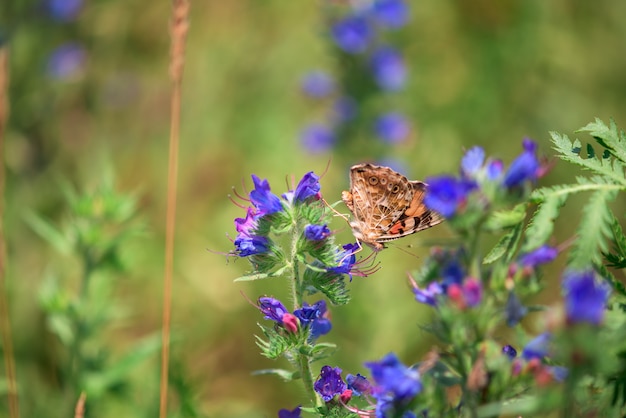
[299,351,324,409]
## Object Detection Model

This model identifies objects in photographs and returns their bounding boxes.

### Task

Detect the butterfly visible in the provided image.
[341,163,444,251]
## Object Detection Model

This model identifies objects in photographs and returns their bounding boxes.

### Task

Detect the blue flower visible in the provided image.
[505,291,528,327]
[331,15,373,54]
[258,297,290,323]
[45,0,83,21]
[412,281,443,306]
[294,171,321,202]
[314,366,347,402]
[234,235,269,256]
[502,345,517,360]
[522,332,551,360]
[301,70,335,98]
[294,300,332,340]
[549,366,568,382]
[329,243,359,278]
[562,270,611,325]
[304,224,330,241]
[365,353,422,415]
[300,124,336,153]
[461,147,485,177]
[370,47,406,91]
[503,139,540,188]
[249,175,283,215]
[486,159,504,180]
[47,43,86,80]
[424,176,476,218]
[375,112,410,143]
[518,245,558,269]
[372,0,409,28]
[278,406,301,418]
[346,373,371,396]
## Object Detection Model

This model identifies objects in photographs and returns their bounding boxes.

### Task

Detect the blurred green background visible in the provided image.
[2,0,626,416]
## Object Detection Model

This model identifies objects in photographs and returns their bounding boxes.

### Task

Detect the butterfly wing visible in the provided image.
[374,180,444,243]
[343,164,444,248]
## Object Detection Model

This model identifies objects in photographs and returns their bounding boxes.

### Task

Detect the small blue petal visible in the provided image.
[331,15,373,54]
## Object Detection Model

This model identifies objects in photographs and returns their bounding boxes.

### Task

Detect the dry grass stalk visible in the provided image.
[159,1,190,417]
[0,46,20,418]
[73,392,86,418]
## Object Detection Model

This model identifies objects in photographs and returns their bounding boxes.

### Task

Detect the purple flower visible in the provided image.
[301,70,335,98]
[372,0,409,28]
[461,147,485,177]
[234,235,269,256]
[314,366,347,402]
[370,47,406,91]
[346,373,371,396]
[562,270,611,325]
[486,159,504,180]
[294,171,321,202]
[331,15,373,54]
[258,297,290,323]
[250,175,283,215]
[461,278,482,307]
[375,112,410,143]
[300,124,336,153]
[522,332,551,360]
[503,139,540,188]
[329,243,359,279]
[294,300,332,340]
[518,245,558,268]
[278,406,301,418]
[304,224,331,241]
[549,366,568,382]
[234,207,258,237]
[502,345,517,360]
[44,0,83,21]
[412,281,443,306]
[505,291,528,327]
[365,353,422,403]
[424,176,476,218]
[47,43,86,80]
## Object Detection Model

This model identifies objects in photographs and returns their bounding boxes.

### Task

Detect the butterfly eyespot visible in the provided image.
[368,176,378,185]
[379,177,387,185]
[391,184,400,193]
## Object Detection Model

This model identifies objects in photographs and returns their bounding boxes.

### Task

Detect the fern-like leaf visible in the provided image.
[568,189,617,269]
[578,118,626,164]
[550,131,626,186]
[522,193,567,252]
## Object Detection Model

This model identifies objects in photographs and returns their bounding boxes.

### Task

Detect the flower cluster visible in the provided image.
[44,0,87,81]
[257,297,332,342]
[299,0,412,153]
[410,248,483,309]
[313,352,421,417]
[424,139,547,219]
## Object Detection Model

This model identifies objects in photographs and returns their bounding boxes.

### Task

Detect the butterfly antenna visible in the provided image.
[320,157,332,179]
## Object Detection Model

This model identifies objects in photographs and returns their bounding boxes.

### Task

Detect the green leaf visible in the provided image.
[578,117,626,163]
[483,222,523,265]
[521,193,567,252]
[22,211,71,254]
[83,333,162,397]
[251,368,299,381]
[233,265,288,282]
[568,189,618,269]
[309,342,337,361]
[549,131,626,186]
[484,203,527,230]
